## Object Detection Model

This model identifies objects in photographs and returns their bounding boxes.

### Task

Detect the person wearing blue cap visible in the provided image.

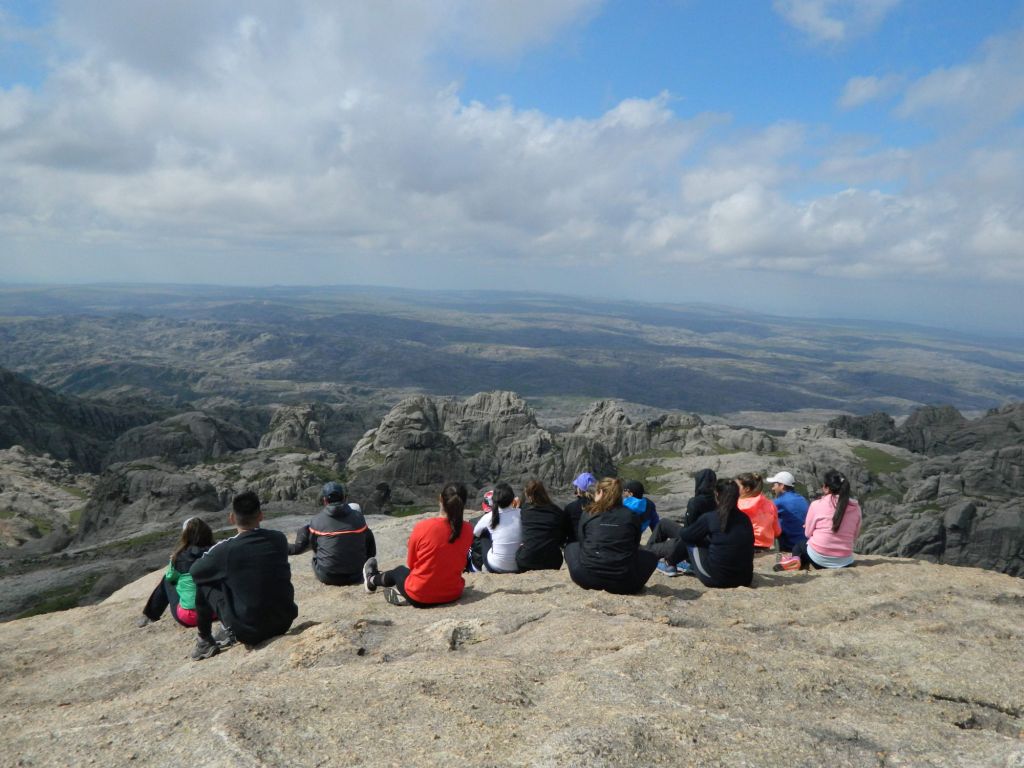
[288,481,376,586]
[564,472,597,544]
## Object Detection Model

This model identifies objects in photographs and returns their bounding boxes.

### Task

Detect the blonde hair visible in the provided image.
[587,477,623,515]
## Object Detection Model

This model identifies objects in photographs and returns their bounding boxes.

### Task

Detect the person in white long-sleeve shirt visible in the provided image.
[472,482,523,573]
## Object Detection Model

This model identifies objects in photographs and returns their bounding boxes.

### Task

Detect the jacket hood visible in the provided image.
[694,468,718,496]
[325,502,355,520]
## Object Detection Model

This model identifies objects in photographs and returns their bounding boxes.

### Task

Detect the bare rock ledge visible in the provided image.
[1,513,1022,768]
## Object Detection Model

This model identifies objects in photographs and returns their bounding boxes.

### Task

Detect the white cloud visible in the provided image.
[838,73,902,108]
[773,0,902,44]
[0,0,1022,320]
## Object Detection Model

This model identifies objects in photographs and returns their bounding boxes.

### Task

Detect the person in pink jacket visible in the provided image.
[775,469,861,571]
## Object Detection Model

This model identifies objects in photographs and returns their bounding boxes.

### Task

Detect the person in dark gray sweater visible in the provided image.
[289,482,375,586]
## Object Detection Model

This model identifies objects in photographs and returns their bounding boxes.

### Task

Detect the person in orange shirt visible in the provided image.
[362,482,473,607]
[736,472,781,550]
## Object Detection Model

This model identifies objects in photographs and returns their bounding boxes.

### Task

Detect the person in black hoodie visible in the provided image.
[289,481,376,586]
[669,478,754,589]
[564,477,659,594]
[516,479,572,571]
[644,468,717,573]
[189,491,298,661]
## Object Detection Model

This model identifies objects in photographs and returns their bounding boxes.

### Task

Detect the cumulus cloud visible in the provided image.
[773,0,902,44]
[0,0,1023,309]
[839,74,903,108]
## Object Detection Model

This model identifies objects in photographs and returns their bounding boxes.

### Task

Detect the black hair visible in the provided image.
[232,491,261,527]
[440,482,467,543]
[715,478,740,532]
[490,482,515,529]
[822,469,852,533]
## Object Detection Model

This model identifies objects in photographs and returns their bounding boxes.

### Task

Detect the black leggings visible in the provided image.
[644,519,683,561]
[370,566,434,608]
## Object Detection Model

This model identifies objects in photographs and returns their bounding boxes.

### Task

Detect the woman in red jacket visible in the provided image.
[363,482,473,606]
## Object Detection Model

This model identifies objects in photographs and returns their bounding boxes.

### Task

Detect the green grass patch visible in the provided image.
[864,487,900,502]
[765,450,791,458]
[17,573,102,619]
[0,508,14,519]
[127,463,162,472]
[391,505,429,517]
[98,529,177,554]
[632,449,678,460]
[60,486,89,499]
[852,446,911,475]
[618,462,671,496]
[300,460,346,484]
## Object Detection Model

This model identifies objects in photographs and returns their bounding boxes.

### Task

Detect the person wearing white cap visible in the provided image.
[766,470,809,552]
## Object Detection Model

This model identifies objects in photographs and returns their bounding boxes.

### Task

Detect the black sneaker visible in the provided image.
[191,635,220,661]
[213,625,237,649]
[135,615,154,628]
[384,587,408,606]
[363,557,379,593]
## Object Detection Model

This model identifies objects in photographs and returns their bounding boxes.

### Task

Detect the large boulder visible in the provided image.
[104,412,257,468]
[76,461,222,543]
[347,392,613,512]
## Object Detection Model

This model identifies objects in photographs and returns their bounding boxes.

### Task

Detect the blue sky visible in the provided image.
[1,1,1023,334]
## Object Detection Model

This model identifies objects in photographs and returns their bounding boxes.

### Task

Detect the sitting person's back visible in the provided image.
[736,472,781,549]
[682,468,717,527]
[472,482,523,573]
[516,479,571,571]
[189,491,297,659]
[674,479,754,588]
[564,477,658,594]
[289,481,375,585]
[563,472,596,544]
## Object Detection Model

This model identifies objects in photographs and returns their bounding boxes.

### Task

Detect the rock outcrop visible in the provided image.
[1,516,1022,768]
[104,411,257,468]
[0,446,91,550]
[0,366,157,472]
[346,392,614,512]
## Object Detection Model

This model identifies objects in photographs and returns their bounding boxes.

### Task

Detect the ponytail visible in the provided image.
[490,482,515,530]
[715,478,740,532]
[822,469,851,533]
[736,472,764,495]
[440,482,467,543]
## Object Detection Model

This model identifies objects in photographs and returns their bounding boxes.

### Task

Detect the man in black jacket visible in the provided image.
[189,491,298,660]
[289,481,376,586]
[644,468,718,575]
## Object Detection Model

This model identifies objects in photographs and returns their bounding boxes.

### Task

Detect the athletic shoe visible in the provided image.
[656,559,679,577]
[384,587,408,606]
[213,625,237,649]
[676,561,694,576]
[773,556,801,572]
[363,557,379,593]
[135,615,153,628]
[190,635,220,661]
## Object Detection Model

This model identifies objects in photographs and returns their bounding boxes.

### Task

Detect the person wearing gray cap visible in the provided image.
[289,481,376,586]
[766,470,809,553]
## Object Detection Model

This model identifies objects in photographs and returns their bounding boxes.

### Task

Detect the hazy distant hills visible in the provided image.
[0,283,1021,415]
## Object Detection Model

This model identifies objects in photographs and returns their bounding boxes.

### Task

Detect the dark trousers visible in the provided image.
[312,560,362,586]
[143,579,196,628]
[195,584,231,640]
[564,543,659,595]
[644,519,684,560]
[373,565,432,608]
[791,541,826,570]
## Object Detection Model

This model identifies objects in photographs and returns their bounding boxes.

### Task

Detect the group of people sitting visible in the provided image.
[138,467,862,661]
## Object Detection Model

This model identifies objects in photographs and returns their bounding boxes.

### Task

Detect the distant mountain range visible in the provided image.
[1,283,1021,415]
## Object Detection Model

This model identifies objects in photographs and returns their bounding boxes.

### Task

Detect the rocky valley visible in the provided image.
[0,284,1021,622]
